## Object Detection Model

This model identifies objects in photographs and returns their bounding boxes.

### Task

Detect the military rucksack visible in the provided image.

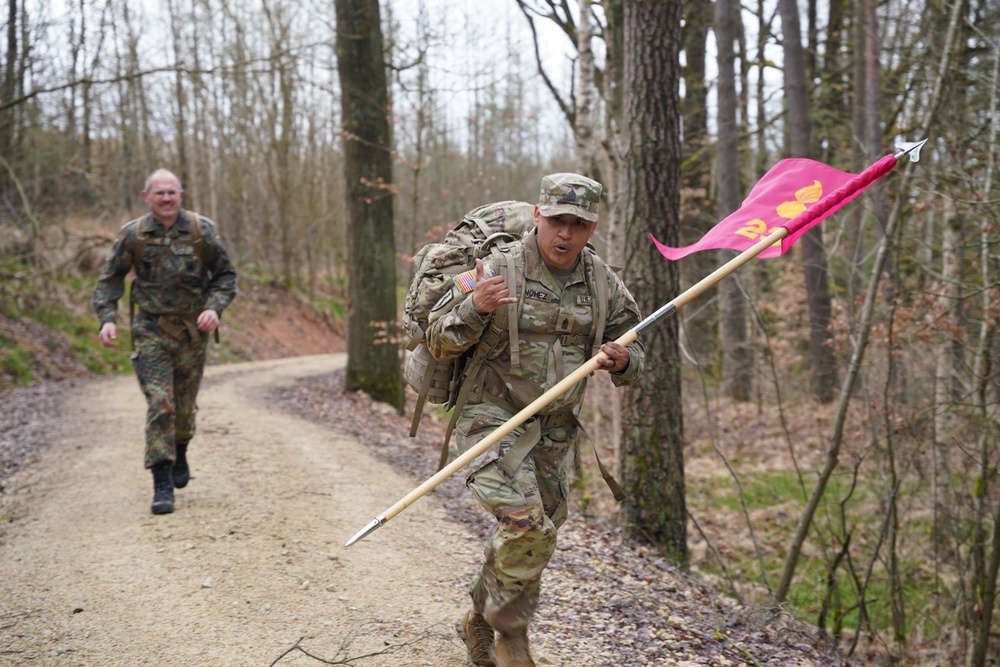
[402,201,535,439]
[402,200,612,470]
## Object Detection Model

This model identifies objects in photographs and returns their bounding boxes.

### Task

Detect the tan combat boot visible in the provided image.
[456,610,496,666]
[494,629,535,667]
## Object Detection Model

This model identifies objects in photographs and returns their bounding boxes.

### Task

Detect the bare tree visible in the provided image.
[618,0,686,566]
[778,0,838,403]
[335,0,403,410]
[715,0,752,401]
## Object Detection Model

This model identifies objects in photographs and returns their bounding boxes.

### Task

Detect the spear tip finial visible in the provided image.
[344,516,385,548]
[894,138,929,162]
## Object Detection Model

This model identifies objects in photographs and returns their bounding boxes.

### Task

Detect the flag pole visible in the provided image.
[344,139,927,548]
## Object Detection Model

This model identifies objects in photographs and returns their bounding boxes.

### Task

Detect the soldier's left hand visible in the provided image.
[598,342,629,373]
[197,309,220,333]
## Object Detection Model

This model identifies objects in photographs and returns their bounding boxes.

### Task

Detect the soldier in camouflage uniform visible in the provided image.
[427,173,645,667]
[93,169,237,516]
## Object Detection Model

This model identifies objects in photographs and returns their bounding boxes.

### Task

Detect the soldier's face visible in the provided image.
[533,207,597,270]
[142,176,184,223]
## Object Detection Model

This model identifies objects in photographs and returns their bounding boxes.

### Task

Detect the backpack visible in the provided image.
[402,200,611,470]
[402,201,535,439]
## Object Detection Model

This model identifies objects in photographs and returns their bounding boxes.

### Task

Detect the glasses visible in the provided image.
[148,190,181,199]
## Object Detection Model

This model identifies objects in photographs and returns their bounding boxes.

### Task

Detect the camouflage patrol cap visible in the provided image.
[537,173,602,223]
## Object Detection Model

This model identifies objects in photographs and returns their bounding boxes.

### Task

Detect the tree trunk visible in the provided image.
[715,0,752,402]
[618,0,687,567]
[679,0,718,364]
[778,0,838,403]
[335,0,403,411]
[0,0,17,202]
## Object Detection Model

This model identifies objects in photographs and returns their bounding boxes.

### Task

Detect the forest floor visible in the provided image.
[0,280,871,666]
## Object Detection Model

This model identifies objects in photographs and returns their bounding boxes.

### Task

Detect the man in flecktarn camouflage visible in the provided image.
[93,169,237,516]
[427,173,645,667]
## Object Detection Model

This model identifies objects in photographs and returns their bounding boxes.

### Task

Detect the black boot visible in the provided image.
[151,461,175,515]
[173,441,190,489]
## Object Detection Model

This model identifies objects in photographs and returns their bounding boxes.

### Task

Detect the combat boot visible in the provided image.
[173,441,190,488]
[456,610,496,666]
[494,629,535,667]
[150,461,174,515]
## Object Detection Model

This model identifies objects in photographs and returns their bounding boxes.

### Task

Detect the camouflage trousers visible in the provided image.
[131,314,208,469]
[457,404,575,633]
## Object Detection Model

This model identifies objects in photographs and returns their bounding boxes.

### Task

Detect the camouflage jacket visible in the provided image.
[426,231,644,415]
[92,211,238,325]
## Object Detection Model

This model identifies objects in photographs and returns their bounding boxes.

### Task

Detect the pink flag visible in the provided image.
[652,158,876,260]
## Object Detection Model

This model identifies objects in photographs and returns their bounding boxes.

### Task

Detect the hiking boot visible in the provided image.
[150,461,174,515]
[456,610,495,666]
[495,629,535,667]
[173,441,190,488]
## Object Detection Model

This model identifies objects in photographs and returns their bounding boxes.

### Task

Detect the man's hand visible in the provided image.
[597,342,629,373]
[471,259,517,315]
[197,309,220,333]
[98,322,118,348]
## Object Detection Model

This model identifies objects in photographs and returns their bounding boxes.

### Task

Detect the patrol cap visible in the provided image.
[537,172,602,223]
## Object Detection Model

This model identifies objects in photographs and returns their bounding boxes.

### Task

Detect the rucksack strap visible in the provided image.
[186,210,208,267]
[437,362,485,471]
[500,250,520,368]
[586,250,609,358]
[410,354,441,438]
[468,215,494,238]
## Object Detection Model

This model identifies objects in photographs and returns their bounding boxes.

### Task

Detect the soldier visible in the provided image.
[427,173,645,667]
[93,169,237,516]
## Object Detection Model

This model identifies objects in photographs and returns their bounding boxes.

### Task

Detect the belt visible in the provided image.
[137,310,217,344]
[155,313,201,342]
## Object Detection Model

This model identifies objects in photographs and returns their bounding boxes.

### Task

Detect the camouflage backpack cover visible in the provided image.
[402,201,535,439]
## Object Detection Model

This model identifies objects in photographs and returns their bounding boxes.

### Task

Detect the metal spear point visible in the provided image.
[344,138,928,548]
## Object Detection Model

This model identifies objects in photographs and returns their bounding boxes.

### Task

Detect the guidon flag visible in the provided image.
[652,158,875,260]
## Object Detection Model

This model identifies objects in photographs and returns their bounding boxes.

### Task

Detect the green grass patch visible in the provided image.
[33,307,133,374]
[1,344,34,386]
[690,466,944,640]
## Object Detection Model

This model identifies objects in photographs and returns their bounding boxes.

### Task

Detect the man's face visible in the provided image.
[533,206,597,270]
[142,176,184,223]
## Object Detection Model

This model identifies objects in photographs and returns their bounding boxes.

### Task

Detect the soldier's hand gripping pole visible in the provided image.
[345,139,927,547]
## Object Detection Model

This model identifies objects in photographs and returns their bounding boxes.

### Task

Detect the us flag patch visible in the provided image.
[455,270,477,293]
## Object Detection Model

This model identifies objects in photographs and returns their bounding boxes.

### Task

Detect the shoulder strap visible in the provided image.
[500,249,521,368]
[186,210,209,268]
[128,217,147,269]
[586,249,610,357]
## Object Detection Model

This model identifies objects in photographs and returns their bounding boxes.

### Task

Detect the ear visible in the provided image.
[533,205,541,228]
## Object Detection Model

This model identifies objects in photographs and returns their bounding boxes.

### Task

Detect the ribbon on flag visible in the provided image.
[652,155,898,260]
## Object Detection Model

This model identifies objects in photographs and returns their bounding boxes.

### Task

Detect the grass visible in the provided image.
[687,463,953,642]
[1,339,33,386]
[34,306,133,374]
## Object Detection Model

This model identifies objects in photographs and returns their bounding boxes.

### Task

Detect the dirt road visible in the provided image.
[1,354,852,667]
[0,355,475,666]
